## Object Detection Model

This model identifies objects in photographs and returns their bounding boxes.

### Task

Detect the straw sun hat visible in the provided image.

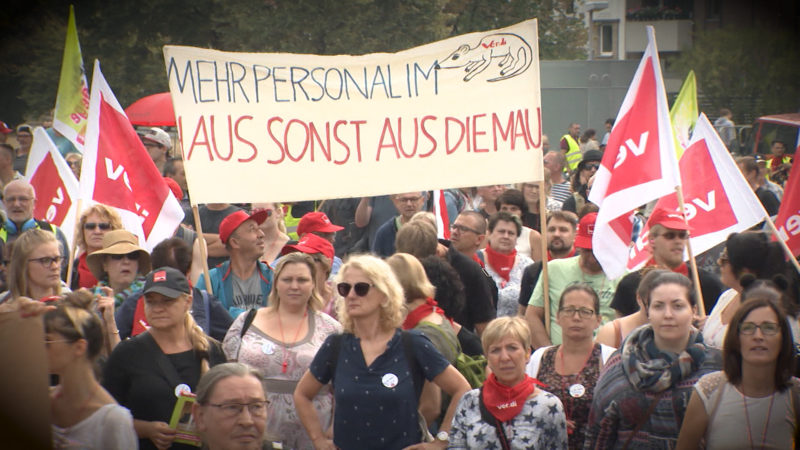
[86,230,151,281]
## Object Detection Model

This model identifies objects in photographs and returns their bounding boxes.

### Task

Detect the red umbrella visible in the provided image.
[125,92,176,127]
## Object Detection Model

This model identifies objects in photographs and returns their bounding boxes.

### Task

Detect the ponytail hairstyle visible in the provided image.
[44,290,104,361]
[180,293,214,374]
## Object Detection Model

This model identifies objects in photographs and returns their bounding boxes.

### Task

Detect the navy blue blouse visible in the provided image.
[310,328,450,450]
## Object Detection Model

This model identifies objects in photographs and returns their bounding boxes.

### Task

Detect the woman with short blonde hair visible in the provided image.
[72,204,123,289]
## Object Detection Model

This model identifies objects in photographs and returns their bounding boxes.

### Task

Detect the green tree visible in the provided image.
[672,26,800,119]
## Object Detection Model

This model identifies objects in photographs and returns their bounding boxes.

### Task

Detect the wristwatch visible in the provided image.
[436,430,449,442]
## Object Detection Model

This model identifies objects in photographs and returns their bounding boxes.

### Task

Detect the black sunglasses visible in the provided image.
[337,282,373,297]
[84,222,112,231]
[110,252,139,261]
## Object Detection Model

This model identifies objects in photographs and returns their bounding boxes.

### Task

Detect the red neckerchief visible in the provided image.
[645,258,689,277]
[403,297,452,330]
[471,253,485,268]
[77,253,98,289]
[484,244,516,282]
[547,247,576,261]
[481,373,543,422]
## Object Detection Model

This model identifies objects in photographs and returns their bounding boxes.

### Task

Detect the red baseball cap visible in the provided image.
[296,211,343,236]
[648,207,690,231]
[281,233,335,261]
[573,212,597,250]
[0,121,12,134]
[219,209,270,244]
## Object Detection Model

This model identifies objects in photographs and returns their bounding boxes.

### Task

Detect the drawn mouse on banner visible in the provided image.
[436,32,532,82]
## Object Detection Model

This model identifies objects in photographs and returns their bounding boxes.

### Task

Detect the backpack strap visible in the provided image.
[201,290,211,334]
[232,309,258,361]
[622,391,665,450]
[478,387,512,450]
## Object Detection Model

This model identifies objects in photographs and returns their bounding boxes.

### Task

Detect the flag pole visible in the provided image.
[674,186,705,316]
[65,198,84,287]
[763,218,800,276]
[538,180,551,337]
[192,205,214,295]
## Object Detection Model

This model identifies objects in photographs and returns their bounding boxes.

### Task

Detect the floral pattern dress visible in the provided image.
[222,310,342,450]
[536,344,602,450]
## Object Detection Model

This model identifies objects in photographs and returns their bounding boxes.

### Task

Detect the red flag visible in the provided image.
[588,27,681,279]
[81,61,184,250]
[775,149,800,257]
[25,127,80,248]
[627,114,768,269]
[432,190,451,239]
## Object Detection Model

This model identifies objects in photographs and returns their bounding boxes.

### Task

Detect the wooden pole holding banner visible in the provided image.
[192,205,214,295]
[764,218,800,276]
[538,180,551,337]
[65,198,83,287]
[674,186,706,317]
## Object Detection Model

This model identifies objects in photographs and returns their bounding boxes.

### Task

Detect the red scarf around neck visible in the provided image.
[481,373,542,422]
[472,253,485,268]
[484,244,516,281]
[403,297,451,330]
[645,258,689,277]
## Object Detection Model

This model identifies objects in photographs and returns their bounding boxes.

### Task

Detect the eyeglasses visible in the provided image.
[659,230,689,240]
[337,282,372,297]
[558,306,596,319]
[110,252,139,261]
[44,338,75,346]
[583,163,600,171]
[739,321,780,336]
[207,401,268,418]
[450,223,481,234]
[28,256,63,267]
[84,222,112,231]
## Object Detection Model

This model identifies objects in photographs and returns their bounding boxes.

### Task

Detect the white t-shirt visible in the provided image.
[52,403,137,449]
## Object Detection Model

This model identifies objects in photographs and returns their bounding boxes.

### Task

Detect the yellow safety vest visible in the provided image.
[284,205,302,241]
[562,134,581,171]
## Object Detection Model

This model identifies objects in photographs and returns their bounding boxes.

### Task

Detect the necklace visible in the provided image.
[277,309,308,374]
[741,388,775,450]
[557,344,595,434]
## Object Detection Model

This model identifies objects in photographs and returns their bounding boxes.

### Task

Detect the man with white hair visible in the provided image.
[140,127,172,174]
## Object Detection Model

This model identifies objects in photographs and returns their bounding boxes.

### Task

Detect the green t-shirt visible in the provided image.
[529,256,619,345]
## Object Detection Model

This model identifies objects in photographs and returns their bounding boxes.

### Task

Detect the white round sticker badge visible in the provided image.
[174,383,191,398]
[261,341,275,355]
[569,383,585,398]
[382,373,399,388]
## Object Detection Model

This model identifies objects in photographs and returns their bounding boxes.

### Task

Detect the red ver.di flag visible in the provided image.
[775,150,800,257]
[25,127,80,248]
[626,114,768,270]
[588,26,681,279]
[80,60,184,250]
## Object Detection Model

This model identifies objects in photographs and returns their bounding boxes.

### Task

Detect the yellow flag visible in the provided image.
[53,5,89,152]
[669,70,697,158]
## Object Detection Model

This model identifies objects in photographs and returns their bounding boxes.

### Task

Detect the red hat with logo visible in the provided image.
[219,209,271,244]
[296,211,343,236]
[281,233,335,261]
[648,207,691,231]
[573,212,597,250]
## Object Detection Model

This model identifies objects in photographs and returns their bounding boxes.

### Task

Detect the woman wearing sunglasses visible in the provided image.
[222,252,342,449]
[2,229,67,306]
[71,204,122,289]
[584,272,722,448]
[526,283,613,449]
[46,290,137,449]
[295,254,471,450]
[86,229,150,309]
[104,267,225,450]
[562,150,601,214]
[677,293,798,449]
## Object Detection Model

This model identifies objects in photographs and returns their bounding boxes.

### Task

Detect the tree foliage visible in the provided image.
[672,26,800,118]
[1,0,585,124]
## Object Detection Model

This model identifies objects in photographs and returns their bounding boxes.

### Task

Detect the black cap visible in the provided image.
[143,267,191,298]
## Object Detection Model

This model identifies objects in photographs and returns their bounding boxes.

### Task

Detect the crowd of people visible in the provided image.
[0,117,798,450]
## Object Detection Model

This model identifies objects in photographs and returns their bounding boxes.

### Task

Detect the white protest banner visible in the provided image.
[163,20,543,204]
[26,127,80,249]
[627,114,767,270]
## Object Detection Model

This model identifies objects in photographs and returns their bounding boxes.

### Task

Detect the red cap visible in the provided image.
[163,177,183,201]
[648,207,690,231]
[281,233,335,261]
[573,212,597,250]
[296,212,343,236]
[0,121,12,134]
[219,209,270,244]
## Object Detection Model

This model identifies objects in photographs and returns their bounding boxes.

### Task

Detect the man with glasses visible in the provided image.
[13,124,33,175]
[526,211,619,347]
[610,207,723,317]
[197,210,274,318]
[371,191,426,257]
[0,180,70,277]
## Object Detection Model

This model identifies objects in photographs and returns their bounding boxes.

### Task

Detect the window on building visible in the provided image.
[600,24,614,56]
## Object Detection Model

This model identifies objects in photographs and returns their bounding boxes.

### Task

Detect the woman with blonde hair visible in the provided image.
[295,254,470,450]
[3,229,64,303]
[450,316,568,448]
[223,252,342,449]
[71,204,122,289]
[46,290,137,449]
[103,267,225,450]
[252,202,290,265]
